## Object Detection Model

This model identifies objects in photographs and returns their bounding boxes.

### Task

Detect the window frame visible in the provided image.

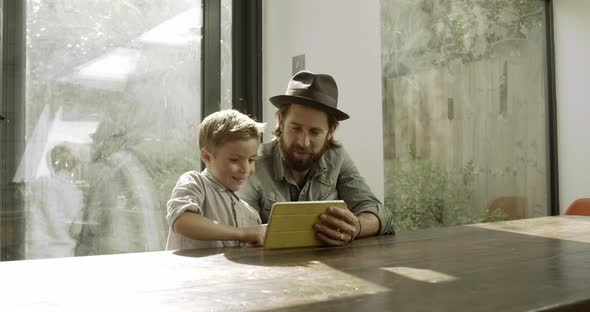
[544,0,559,216]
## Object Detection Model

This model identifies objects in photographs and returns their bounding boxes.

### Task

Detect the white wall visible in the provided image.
[554,0,590,213]
[262,0,385,200]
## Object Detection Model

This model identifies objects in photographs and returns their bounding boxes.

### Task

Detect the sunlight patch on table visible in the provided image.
[381,266,458,283]
[470,216,590,243]
[181,258,391,310]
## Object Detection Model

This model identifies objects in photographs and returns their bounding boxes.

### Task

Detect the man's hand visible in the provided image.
[239,224,267,247]
[313,207,361,246]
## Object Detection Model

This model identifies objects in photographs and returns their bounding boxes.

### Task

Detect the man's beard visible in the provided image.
[279,138,326,172]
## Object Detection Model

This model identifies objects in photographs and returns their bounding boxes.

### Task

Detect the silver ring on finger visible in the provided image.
[340,232,344,241]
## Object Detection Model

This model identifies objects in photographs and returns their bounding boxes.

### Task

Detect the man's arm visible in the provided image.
[314,148,395,245]
[356,212,380,238]
[335,148,395,235]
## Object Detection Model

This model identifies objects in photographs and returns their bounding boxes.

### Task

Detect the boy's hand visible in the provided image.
[239,224,267,246]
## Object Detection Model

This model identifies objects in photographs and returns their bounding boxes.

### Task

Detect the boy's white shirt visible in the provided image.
[165,169,261,250]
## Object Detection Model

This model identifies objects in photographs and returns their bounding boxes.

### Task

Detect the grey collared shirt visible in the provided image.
[237,140,395,234]
[166,169,261,250]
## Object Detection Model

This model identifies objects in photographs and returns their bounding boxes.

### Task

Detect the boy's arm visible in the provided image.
[173,212,266,246]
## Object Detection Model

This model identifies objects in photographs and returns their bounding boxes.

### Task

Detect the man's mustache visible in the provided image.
[291,145,313,154]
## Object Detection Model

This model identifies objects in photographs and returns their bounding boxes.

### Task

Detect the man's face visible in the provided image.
[279,104,332,172]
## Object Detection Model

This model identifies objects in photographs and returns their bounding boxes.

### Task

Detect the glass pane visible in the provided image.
[21,1,202,258]
[380,0,548,230]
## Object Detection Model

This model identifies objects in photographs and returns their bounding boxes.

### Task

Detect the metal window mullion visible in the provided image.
[1,0,26,261]
[544,0,559,216]
[202,0,221,119]
[232,0,262,122]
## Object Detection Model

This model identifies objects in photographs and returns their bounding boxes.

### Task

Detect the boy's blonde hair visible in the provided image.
[199,109,265,153]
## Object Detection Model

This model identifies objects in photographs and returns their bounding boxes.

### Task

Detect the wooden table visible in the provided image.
[2,216,590,311]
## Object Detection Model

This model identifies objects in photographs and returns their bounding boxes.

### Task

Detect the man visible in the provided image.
[238,70,395,246]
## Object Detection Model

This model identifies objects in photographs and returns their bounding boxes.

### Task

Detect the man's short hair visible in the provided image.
[199,109,265,153]
[273,103,341,149]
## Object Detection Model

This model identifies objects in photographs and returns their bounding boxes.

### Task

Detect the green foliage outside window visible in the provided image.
[385,145,507,231]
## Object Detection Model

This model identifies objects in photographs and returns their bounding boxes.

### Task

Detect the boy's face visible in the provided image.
[278,103,332,172]
[202,138,259,192]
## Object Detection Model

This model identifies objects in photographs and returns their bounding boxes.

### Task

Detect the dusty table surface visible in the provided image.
[1,216,590,311]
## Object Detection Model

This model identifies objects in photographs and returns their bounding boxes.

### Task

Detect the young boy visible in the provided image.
[165,109,266,250]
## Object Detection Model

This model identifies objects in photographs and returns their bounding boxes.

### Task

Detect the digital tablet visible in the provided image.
[263,200,348,249]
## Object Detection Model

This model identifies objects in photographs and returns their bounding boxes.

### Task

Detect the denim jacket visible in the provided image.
[237,140,395,235]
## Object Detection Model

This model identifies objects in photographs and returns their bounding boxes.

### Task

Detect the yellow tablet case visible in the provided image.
[263,200,348,249]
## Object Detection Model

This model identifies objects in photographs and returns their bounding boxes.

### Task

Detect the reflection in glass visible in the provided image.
[220,0,232,110]
[21,1,202,258]
[380,0,548,230]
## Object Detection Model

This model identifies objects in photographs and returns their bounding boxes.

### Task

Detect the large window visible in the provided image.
[381,0,552,230]
[1,0,261,261]
[1,0,205,260]
[25,0,203,258]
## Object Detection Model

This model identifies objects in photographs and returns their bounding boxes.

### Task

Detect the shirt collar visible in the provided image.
[202,168,237,199]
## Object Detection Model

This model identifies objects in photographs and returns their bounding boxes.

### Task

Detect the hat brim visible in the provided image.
[269,95,350,121]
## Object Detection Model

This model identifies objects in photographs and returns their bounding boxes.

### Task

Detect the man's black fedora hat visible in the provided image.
[269,70,350,121]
